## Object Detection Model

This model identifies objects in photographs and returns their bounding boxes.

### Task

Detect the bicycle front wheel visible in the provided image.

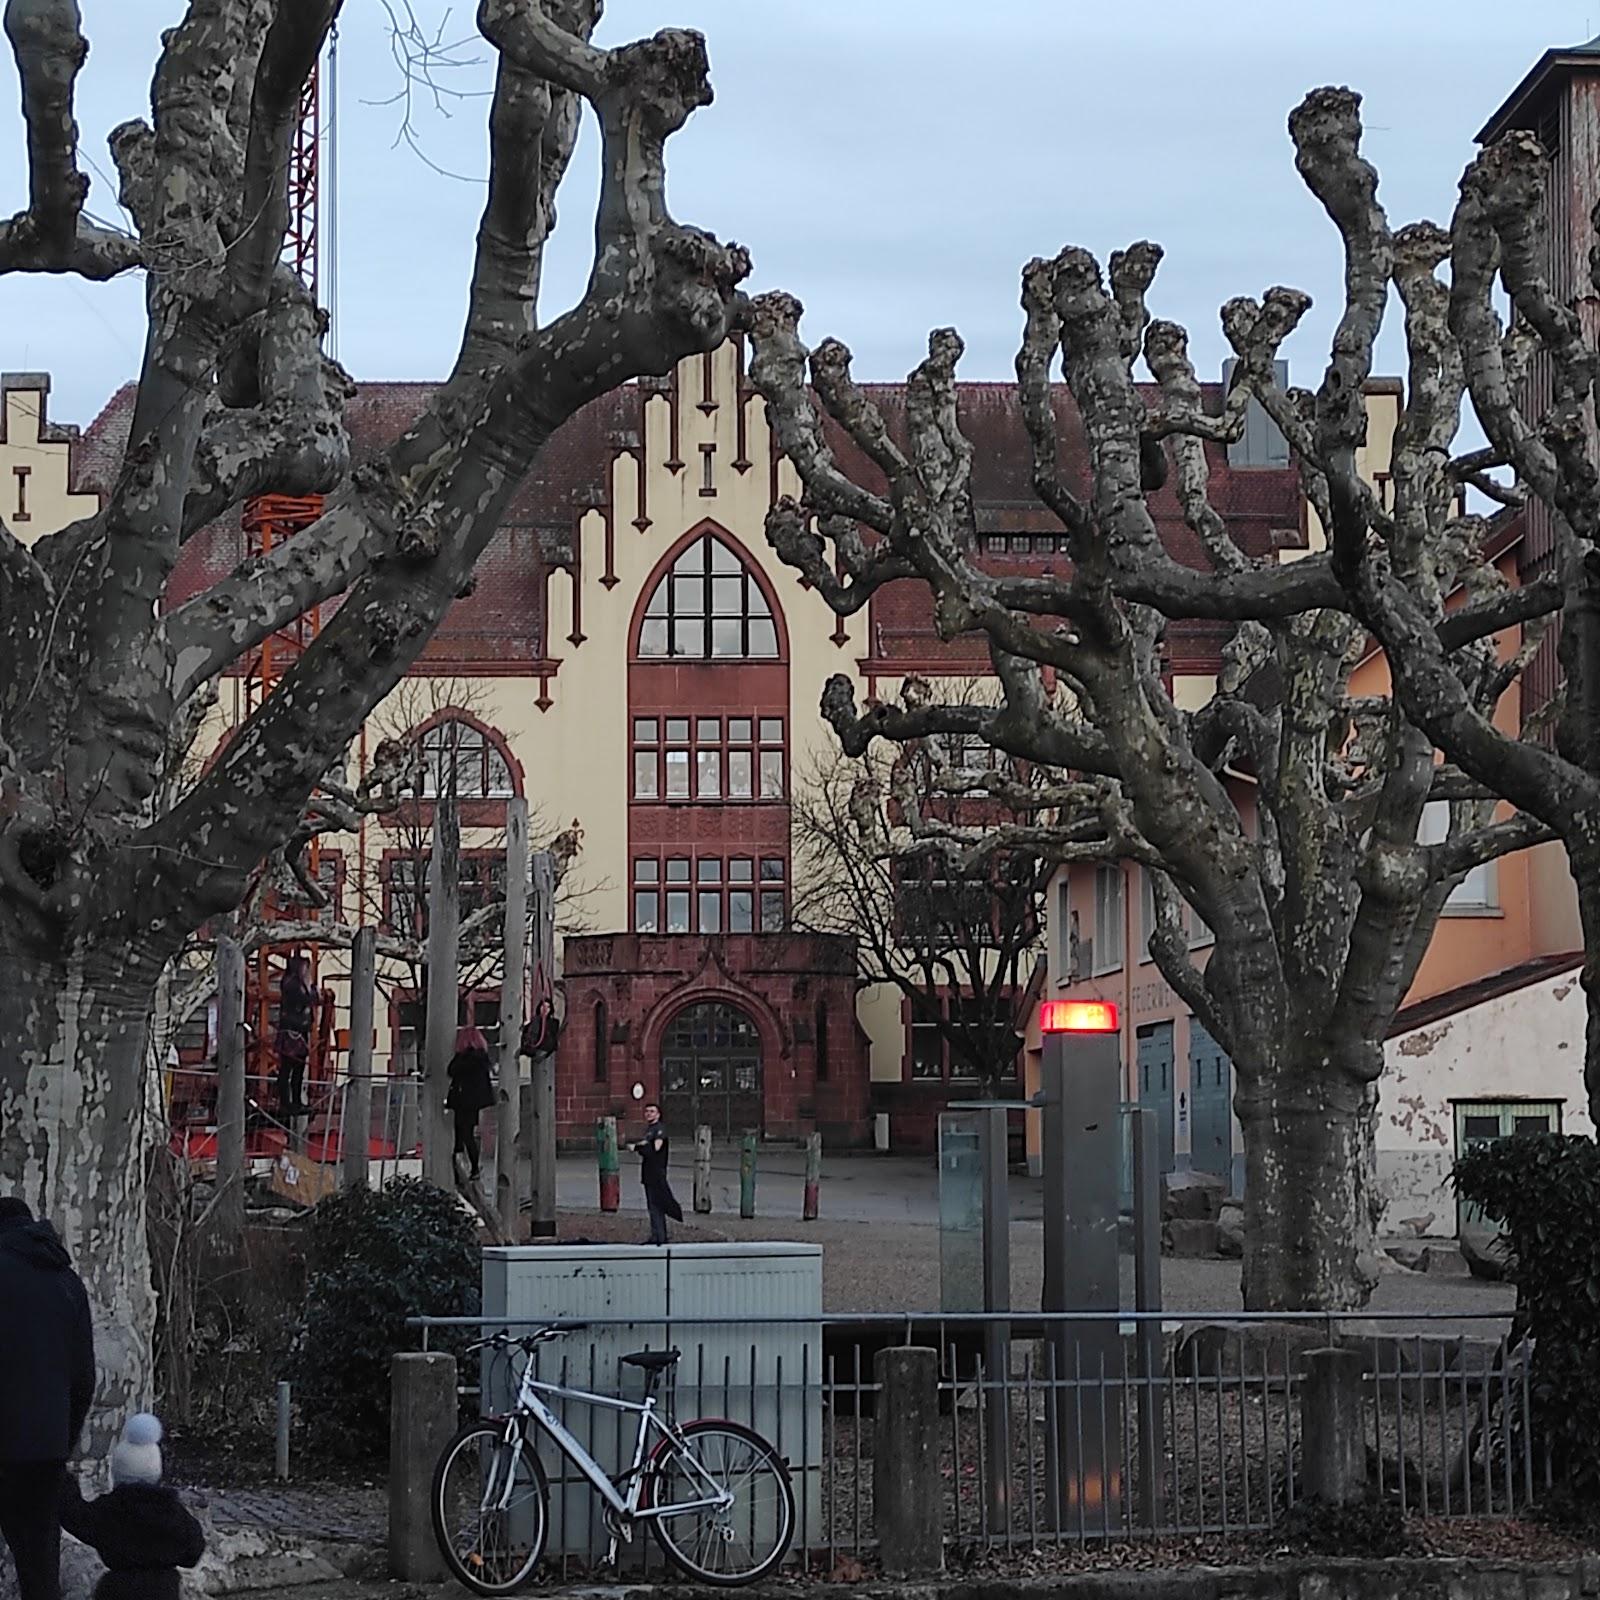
[432,1422,548,1595]
[646,1419,795,1585]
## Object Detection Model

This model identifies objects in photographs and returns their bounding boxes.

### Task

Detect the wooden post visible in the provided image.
[343,927,376,1190]
[802,1130,822,1221]
[739,1130,757,1219]
[596,1117,620,1211]
[423,793,460,1189]
[496,798,530,1238]
[215,936,247,1244]
[693,1124,713,1214]
[526,850,558,1240]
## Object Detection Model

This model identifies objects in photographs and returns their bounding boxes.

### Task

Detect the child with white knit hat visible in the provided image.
[59,1413,205,1599]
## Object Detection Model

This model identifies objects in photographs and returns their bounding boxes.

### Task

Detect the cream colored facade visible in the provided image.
[0,372,99,544]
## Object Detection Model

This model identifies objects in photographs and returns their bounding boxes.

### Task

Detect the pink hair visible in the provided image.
[455,1026,489,1055]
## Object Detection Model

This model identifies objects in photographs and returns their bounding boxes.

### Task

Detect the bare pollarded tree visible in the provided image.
[743,89,1559,1313]
[0,0,748,1419]
[1294,103,1600,1142]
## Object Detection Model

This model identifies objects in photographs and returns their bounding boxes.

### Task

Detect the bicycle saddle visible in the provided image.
[621,1348,681,1373]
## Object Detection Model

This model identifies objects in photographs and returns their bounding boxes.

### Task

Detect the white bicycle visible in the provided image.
[431,1326,795,1593]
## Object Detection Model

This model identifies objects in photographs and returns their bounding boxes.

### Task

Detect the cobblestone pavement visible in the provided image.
[175,1483,386,1546]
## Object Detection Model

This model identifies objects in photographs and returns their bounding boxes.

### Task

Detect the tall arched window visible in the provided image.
[593,998,609,1082]
[416,716,516,799]
[638,535,778,660]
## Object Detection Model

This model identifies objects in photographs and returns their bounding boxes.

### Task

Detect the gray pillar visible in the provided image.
[389,1352,459,1580]
[873,1346,942,1577]
[1129,1106,1166,1529]
[214,937,247,1244]
[1301,1346,1368,1506]
[497,798,530,1237]
[1040,1029,1123,1530]
[424,793,460,1189]
[343,927,376,1191]
[979,1105,1010,1531]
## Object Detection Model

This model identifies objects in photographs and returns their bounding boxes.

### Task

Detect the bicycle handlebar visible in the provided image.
[462,1324,588,1357]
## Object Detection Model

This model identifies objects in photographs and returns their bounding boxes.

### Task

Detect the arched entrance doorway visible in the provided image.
[660,1002,763,1138]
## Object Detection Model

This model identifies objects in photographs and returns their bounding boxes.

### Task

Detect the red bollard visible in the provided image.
[597,1116,620,1212]
[802,1131,821,1221]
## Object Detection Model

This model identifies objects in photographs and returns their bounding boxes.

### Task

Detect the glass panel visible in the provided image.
[633,750,658,799]
[938,1113,984,1312]
[665,718,689,742]
[711,618,743,657]
[759,749,784,797]
[672,574,704,610]
[634,890,659,933]
[729,857,754,883]
[697,748,721,798]
[639,618,668,655]
[710,538,739,572]
[728,750,753,799]
[1514,1115,1550,1136]
[665,891,690,933]
[696,718,720,741]
[747,618,778,657]
[760,857,785,881]
[711,575,744,614]
[729,718,752,743]
[665,749,690,798]
[1462,1115,1500,1141]
[698,892,722,933]
[671,618,705,656]
[676,543,704,576]
[666,858,691,882]
[728,890,753,932]
[634,858,658,883]
[633,718,658,743]
[760,890,785,931]
[760,718,784,743]
[645,583,669,617]
[697,858,722,882]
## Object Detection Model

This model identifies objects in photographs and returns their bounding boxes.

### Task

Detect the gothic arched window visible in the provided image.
[639,536,779,660]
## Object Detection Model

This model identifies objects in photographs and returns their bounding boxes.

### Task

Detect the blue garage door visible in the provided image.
[1188,1020,1233,1184]
[1136,1022,1176,1178]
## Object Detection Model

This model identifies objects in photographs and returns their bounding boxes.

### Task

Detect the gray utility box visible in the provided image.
[480,1243,823,1559]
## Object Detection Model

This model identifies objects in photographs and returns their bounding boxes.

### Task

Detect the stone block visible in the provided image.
[1217,1203,1245,1259]
[1172,1320,1327,1388]
[1461,1228,1513,1282]
[873,1345,942,1578]
[389,1352,459,1581]
[1161,1167,1228,1221]
[1300,1346,1367,1506]
[1163,1218,1220,1257]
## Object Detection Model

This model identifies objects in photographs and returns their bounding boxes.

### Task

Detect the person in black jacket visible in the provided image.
[0,1195,96,1600]
[445,1026,496,1180]
[275,952,315,1120]
[632,1103,683,1246]
[60,1413,205,1600]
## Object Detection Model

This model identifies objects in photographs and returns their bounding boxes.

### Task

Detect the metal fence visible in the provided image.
[411,1309,1543,1572]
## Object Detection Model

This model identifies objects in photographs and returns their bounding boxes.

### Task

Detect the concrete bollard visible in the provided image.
[1300,1346,1368,1506]
[694,1124,713,1214]
[389,1352,459,1580]
[802,1131,821,1221]
[739,1130,757,1219]
[596,1116,620,1212]
[873,1346,942,1577]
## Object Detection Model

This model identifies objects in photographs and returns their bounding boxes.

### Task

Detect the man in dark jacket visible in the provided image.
[632,1104,683,1246]
[0,1196,96,1600]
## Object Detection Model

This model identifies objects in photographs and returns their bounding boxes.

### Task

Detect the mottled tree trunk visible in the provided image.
[0,939,164,1451]
[1235,1046,1381,1311]
[1574,860,1600,1132]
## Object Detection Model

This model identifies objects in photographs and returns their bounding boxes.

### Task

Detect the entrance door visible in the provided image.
[661,1002,764,1139]
[1136,1022,1176,1177]
[1188,1020,1233,1184]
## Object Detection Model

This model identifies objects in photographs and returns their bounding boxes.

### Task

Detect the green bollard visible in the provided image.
[739,1130,757,1219]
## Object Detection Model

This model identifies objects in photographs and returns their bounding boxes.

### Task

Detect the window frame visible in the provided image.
[630,853,786,934]
[632,713,785,804]
[1093,864,1125,975]
[1419,800,1500,913]
[637,535,780,661]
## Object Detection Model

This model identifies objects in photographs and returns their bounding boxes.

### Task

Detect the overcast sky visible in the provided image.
[0,2,1590,427]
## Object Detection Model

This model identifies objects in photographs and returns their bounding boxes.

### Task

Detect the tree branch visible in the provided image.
[3,0,88,265]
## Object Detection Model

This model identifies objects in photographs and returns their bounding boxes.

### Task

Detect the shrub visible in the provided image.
[1454,1132,1600,1519]
[291,1177,480,1456]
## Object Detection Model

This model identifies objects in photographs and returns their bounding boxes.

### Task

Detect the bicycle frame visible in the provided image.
[487,1353,733,1525]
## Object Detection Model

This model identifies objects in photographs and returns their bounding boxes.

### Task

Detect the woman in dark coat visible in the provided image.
[274,953,315,1120]
[445,1026,496,1180]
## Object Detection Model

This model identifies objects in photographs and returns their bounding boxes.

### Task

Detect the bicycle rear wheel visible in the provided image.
[432,1421,549,1595]
[646,1419,795,1585]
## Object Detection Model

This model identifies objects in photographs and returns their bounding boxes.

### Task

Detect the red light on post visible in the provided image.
[1040,1000,1120,1035]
